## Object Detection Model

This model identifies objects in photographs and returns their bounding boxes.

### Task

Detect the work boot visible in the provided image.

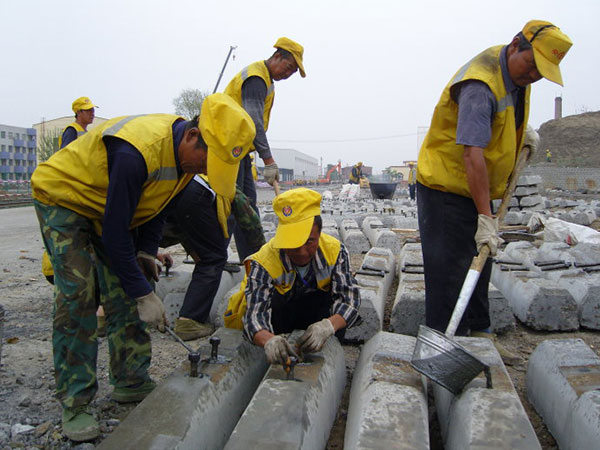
[470,330,522,366]
[111,380,156,403]
[96,315,106,338]
[174,318,215,341]
[62,406,100,442]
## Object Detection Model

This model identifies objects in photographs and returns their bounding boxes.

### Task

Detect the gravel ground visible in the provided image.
[1,194,600,449]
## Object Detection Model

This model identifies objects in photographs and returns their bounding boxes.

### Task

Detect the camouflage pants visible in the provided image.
[33,200,151,409]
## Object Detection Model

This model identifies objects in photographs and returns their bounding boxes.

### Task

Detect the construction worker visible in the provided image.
[161,183,266,341]
[546,148,552,162]
[223,188,361,364]
[31,93,255,442]
[417,20,571,365]
[349,162,363,184]
[224,37,306,261]
[249,152,258,181]
[59,96,98,149]
[407,163,417,201]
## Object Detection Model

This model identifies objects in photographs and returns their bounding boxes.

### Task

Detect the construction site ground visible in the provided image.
[1,188,600,449]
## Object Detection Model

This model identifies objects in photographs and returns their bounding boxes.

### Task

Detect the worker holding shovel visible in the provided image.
[416,20,572,365]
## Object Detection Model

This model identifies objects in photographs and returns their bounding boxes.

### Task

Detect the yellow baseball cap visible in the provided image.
[274,37,306,78]
[199,93,256,199]
[272,188,321,249]
[522,20,572,86]
[72,96,98,113]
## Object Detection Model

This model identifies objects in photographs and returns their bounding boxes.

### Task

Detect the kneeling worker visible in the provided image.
[225,188,361,363]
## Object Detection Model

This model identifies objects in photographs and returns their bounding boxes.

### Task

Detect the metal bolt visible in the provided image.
[210,336,221,361]
[189,351,201,378]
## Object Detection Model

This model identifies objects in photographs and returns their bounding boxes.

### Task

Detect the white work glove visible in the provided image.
[474,214,503,256]
[137,251,159,282]
[297,318,335,353]
[135,292,166,332]
[263,163,279,186]
[523,124,540,160]
[264,335,298,365]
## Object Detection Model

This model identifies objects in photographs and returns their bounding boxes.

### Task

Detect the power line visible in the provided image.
[270,131,418,144]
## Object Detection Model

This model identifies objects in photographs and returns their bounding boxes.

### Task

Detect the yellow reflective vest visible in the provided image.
[224,233,341,330]
[58,122,86,149]
[32,114,194,234]
[417,45,530,200]
[224,61,274,133]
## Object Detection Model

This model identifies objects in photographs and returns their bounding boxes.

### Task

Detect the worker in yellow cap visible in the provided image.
[59,96,98,149]
[416,20,571,364]
[31,93,255,442]
[349,161,363,184]
[224,37,305,261]
[223,188,361,365]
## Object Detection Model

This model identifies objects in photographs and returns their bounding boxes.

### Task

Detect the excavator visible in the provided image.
[317,161,342,185]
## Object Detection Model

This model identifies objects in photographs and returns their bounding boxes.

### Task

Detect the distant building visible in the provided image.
[0,124,37,181]
[256,148,318,182]
[385,160,417,182]
[32,115,109,163]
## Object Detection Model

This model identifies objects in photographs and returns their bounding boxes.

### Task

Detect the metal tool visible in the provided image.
[165,326,203,378]
[164,259,172,277]
[411,145,532,395]
[273,179,281,196]
[285,356,298,381]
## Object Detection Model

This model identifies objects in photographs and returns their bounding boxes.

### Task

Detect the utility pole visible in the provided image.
[213,45,237,94]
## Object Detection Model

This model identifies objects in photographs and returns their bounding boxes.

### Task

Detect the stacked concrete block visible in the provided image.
[362,216,401,254]
[527,339,600,450]
[97,328,268,450]
[345,332,429,450]
[488,285,515,333]
[340,218,371,254]
[570,208,597,226]
[322,217,340,240]
[223,331,346,450]
[434,337,541,450]
[210,283,242,328]
[345,248,396,342]
[390,243,425,336]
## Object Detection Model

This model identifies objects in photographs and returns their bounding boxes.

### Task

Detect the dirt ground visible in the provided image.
[1,203,600,449]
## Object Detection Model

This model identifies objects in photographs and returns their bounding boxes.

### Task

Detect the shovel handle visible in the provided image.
[273,180,280,196]
[445,145,532,338]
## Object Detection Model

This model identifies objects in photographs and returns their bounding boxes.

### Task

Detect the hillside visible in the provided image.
[533,111,600,167]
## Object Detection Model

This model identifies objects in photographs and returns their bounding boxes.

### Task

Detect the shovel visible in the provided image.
[411,145,531,394]
[273,179,281,196]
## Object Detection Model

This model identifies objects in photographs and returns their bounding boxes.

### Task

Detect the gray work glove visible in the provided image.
[263,163,279,186]
[135,292,166,332]
[474,214,503,256]
[264,335,298,365]
[137,251,159,282]
[297,318,335,353]
[523,124,540,160]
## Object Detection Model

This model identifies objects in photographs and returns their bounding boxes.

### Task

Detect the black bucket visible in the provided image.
[369,182,398,200]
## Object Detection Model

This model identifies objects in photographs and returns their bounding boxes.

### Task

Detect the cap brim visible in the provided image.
[272,216,314,249]
[533,47,563,86]
[207,149,239,199]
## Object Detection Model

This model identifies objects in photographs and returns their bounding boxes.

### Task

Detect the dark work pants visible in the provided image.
[270,289,345,340]
[409,183,416,200]
[417,182,491,336]
[232,155,260,261]
[171,182,231,323]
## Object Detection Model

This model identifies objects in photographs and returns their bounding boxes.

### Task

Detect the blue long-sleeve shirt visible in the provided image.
[60,126,78,149]
[101,119,186,298]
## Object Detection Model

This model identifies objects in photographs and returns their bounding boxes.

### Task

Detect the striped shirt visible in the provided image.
[243,242,361,341]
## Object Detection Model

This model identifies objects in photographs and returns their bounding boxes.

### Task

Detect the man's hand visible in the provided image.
[523,124,540,160]
[297,318,335,353]
[137,251,159,282]
[474,214,503,256]
[135,292,166,331]
[263,163,279,186]
[264,335,298,365]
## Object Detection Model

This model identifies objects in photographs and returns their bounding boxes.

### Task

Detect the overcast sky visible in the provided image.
[1,0,598,173]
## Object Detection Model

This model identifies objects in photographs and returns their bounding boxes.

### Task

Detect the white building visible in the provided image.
[256,147,318,182]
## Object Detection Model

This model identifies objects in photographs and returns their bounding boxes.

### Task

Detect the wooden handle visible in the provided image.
[273,180,280,196]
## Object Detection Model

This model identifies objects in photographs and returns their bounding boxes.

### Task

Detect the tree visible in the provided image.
[173,88,209,119]
[37,128,62,162]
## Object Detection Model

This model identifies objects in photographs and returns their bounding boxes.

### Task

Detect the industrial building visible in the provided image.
[255,147,319,182]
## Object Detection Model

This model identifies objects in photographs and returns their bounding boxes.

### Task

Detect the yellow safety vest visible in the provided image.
[408,167,416,185]
[224,233,342,330]
[417,45,530,200]
[32,114,193,234]
[41,251,53,278]
[58,122,86,149]
[224,61,274,133]
[349,165,361,183]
